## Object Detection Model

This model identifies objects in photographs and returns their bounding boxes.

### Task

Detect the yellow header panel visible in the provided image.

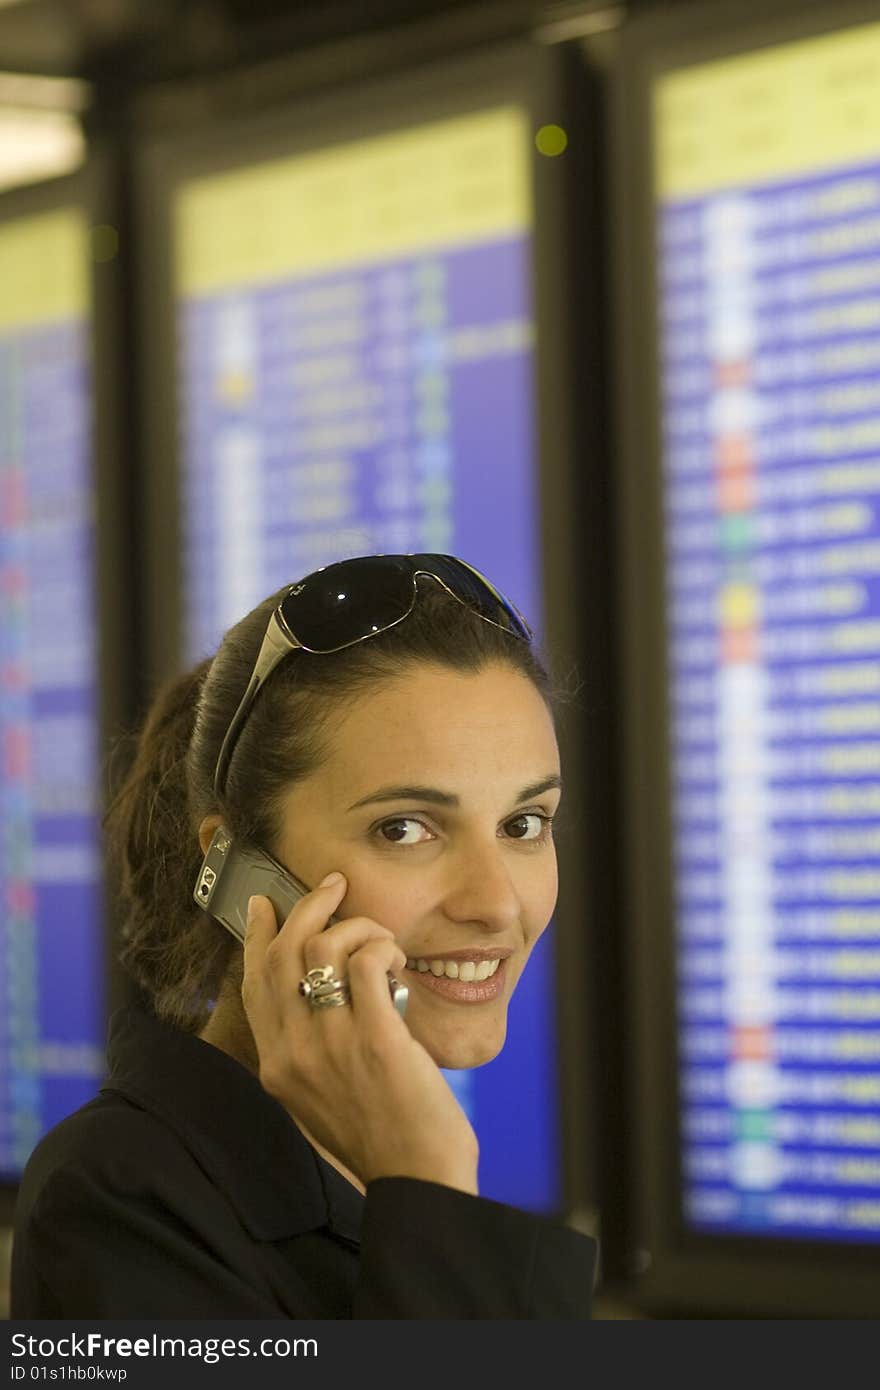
[176,105,531,296]
[0,208,88,331]
[655,19,880,200]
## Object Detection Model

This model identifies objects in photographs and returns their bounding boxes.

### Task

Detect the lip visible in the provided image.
[405,948,515,964]
[405,956,509,1003]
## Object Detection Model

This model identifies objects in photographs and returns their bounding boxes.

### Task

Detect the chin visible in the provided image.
[425,1024,507,1071]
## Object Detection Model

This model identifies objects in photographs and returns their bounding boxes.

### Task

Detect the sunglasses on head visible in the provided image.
[212,553,533,799]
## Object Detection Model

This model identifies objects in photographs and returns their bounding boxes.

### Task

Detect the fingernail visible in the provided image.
[247,895,261,923]
[319,871,345,887]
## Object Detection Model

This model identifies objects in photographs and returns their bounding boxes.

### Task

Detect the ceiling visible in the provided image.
[0,0,718,103]
[0,0,535,80]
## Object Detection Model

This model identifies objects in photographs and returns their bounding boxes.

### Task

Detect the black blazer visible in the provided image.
[10,1004,597,1319]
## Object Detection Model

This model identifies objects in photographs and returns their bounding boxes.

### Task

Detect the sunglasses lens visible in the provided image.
[279,555,416,650]
[413,554,532,641]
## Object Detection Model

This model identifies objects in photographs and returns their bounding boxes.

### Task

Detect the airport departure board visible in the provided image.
[172,105,560,1209]
[656,20,880,1242]
[0,207,105,1179]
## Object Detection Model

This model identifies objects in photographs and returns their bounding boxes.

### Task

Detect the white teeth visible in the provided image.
[407,957,503,979]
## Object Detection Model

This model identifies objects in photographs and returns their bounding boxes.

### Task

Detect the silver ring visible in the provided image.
[299,965,351,1009]
[298,964,334,999]
[310,983,352,1009]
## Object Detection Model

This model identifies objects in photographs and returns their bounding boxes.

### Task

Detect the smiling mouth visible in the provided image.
[403,956,509,1003]
[405,956,502,982]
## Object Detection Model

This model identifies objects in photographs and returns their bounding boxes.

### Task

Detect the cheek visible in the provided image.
[500,862,559,969]
[338,863,425,936]
[524,898,556,952]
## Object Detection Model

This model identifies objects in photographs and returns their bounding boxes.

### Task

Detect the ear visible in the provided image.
[198,813,224,856]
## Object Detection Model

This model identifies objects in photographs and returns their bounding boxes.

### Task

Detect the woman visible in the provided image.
[11,553,597,1318]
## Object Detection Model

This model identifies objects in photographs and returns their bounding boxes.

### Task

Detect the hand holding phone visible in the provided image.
[194,826,478,1192]
[240,872,480,1194]
[193,827,408,1018]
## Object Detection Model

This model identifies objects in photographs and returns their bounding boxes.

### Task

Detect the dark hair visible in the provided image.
[103,576,570,1033]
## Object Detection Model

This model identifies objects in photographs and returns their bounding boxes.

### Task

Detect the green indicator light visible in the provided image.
[535,124,568,157]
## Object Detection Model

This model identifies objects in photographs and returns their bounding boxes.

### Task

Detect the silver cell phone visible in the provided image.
[193,825,408,1018]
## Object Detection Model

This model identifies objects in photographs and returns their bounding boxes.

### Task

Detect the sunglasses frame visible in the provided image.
[212,554,532,799]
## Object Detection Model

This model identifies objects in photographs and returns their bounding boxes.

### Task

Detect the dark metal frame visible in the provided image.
[611,0,880,1318]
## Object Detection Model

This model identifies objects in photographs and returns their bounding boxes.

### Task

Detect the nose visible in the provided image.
[440,836,523,934]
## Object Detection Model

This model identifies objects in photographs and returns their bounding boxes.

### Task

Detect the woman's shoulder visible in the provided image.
[9,1091,302,1320]
[14,1090,208,1222]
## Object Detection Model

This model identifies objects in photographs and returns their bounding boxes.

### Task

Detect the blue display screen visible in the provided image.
[0,209,105,1181]
[174,107,561,1210]
[656,25,880,1243]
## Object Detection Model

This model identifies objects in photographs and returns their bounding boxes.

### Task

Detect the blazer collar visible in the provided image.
[99,1002,364,1244]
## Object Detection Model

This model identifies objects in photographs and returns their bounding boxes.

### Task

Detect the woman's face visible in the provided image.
[270,660,562,1070]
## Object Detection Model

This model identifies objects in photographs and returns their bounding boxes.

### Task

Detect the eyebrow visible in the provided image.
[347,774,563,812]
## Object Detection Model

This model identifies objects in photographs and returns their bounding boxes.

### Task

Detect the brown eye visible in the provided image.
[506,813,553,842]
[375,817,432,845]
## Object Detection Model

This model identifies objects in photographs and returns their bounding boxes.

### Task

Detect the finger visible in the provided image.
[242,893,278,985]
[241,893,283,1030]
[271,871,349,955]
[346,938,409,1029]
[301,917,395,975]
[261,872,348,986]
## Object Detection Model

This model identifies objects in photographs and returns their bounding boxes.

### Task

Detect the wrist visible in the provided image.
[365,1160,479,1197]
